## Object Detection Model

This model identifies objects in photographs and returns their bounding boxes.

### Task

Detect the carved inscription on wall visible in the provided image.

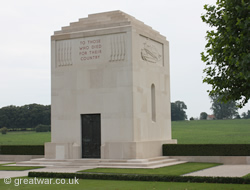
[55,33,127,67]
[79,38,102,62]
[140,36,163,65]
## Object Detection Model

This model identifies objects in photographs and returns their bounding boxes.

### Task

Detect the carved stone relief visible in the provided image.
[56,40,73,67]
[140,37,163,65]
[109,34,126,62]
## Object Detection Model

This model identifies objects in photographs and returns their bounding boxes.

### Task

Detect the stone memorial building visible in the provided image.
[45,10,176,160]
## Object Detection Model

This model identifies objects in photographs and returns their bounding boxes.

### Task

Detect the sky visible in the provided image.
[0,0,249,119]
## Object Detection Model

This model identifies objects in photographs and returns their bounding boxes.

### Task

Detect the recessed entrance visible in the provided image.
[81,114,101,158]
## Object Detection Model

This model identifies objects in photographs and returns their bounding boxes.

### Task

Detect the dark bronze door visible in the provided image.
[81,114,101,158]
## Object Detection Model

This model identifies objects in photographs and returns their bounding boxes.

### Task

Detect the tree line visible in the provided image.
[0,100,248,129]
[0,104,50,129]
[171,96,250,121]
[200,94,250,120]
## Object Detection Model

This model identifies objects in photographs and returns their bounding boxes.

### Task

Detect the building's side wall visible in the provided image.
[132,29,172,141]
[130,27,175,158]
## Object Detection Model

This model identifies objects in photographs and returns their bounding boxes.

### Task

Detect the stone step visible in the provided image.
[148,156,171,162]
[16,161,98,167]
[100,159,176,166]
[16,157,186,169]
[98,159,179,168]
[97,161,187,169]
[125,157,170,164]
[146,161,187,169]
[29,158,101,163]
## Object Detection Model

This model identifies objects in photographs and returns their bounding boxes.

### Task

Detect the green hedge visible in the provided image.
[0,145,44,155]
[35,124,51,132]
[28,172,250,184]
[163,144,250,156]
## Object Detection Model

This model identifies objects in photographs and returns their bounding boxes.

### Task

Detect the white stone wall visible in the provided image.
[132,32,172,143]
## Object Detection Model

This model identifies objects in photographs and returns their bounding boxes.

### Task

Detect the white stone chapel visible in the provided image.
[45,10,176,160]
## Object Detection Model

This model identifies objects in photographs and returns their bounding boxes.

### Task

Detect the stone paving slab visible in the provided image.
[0,171,30,179]
[183,165,250,177]
[0,166,96,179]
[0,162,13,165]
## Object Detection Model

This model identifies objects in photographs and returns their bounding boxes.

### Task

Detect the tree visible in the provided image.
[200,112,208,120]
[0,104,51,129]
[235,114,241,119]
[210,94,238,119]
[171,101,187,121]
[201,0,250,108]
[241,110,250,119]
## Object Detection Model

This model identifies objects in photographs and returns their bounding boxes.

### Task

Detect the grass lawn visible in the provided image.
[0,131,51,145]
[0,178,249,190]
[172,119,250,144]
[0,119,249,145]
[79,162,221,175]
[0,163,44,171]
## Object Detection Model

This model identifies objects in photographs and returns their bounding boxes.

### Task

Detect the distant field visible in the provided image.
[172,119,250,144]
[0,132,51,145]
[0,119,249,145]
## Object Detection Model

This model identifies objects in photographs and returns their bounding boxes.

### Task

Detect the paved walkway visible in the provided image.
[0,161,250,179]
[0,162,96,179]
[0,167,97,179]
[183,165,250,177]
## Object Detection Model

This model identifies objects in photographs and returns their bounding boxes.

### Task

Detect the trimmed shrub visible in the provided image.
[8,128,36,132]
[28,172,250,184]
[0,145,44,155]
[1,127,8,135]
[163,144,250,156]
[35,124,51,132]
